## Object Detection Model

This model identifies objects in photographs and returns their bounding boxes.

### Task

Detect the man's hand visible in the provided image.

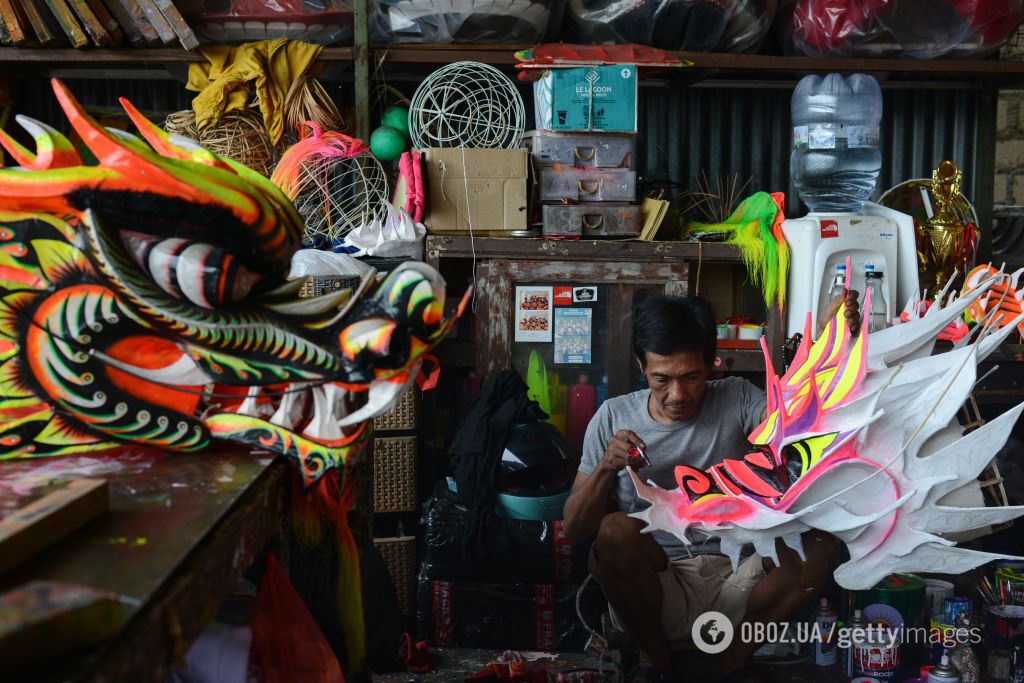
[599,430,646,472]
[817,290,861,337]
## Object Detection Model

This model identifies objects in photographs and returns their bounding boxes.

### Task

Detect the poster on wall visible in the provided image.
[554,308,592,364]
[515,286,553,342]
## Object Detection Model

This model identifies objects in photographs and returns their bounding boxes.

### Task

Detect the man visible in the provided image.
[563,293,860,682]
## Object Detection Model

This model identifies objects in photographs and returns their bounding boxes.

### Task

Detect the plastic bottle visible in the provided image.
[791,72,882,213]
[819,263,847,326]
[813,597,838,666]
[567,374,596,460]
[864,264,889,333]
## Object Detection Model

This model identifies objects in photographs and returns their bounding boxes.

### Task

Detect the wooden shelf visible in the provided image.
[0,46,354,65]
[374,44,527,65]
[426,235,745,263]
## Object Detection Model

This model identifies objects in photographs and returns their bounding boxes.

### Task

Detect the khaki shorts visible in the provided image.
[609,553,767,643]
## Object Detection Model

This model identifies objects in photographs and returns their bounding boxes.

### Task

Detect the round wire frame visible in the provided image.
[409,61,525,149]
[290,153,390,242]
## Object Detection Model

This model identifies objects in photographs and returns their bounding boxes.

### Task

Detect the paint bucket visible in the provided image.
[987,605,1024,651]
[925,579,954,619]
[853,629,901,682]
[853,574,927,630]
[943,597,972,626]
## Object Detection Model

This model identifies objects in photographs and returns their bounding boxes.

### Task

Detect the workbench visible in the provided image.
[0,447,290,682]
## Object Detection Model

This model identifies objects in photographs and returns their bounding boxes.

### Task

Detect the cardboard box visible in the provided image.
[424,148,528,235]
[534,65,638,133]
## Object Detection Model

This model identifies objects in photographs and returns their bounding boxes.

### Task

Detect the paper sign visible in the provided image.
[572,286,597,303]
[553,286,573,306]
[554,308,592,364]
[515,286,553,342]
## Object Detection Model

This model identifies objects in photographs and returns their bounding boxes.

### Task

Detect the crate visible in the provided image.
[373,436,417,512]
[374,535,416,615]
[373,388,418,432]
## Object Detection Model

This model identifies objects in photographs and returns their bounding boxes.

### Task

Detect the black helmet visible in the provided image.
[499,420,572,494]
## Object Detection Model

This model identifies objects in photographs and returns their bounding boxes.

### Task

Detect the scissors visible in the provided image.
[627,445,650,469]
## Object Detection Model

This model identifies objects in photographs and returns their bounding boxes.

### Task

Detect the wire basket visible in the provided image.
[374,535,416,615]
[373,435,417,512]
[409,61,525,150]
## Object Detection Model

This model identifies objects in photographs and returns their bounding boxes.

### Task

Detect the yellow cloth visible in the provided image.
[187,38,322,144]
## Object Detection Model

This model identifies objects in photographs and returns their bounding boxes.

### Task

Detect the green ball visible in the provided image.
[381,106,410,140]
[370,125,406,162]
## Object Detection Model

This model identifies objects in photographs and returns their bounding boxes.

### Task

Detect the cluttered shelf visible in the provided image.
[0,46,353,63]
[374,45,1024,84]
[425,236,746,264]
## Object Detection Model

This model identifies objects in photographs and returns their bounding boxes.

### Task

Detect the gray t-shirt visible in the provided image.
[579,377,768,560]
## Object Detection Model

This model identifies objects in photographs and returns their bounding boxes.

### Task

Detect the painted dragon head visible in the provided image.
[0,79,467,488]
[631,277,1024,590]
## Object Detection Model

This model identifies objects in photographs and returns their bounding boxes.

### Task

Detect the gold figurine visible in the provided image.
[920,160,966,297]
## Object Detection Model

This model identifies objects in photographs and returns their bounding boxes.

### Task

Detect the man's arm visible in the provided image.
[563,429,644,542]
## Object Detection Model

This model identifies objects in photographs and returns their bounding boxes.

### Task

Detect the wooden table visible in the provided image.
[0,447,290,682]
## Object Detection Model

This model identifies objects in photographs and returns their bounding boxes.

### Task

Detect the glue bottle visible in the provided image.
[814,597,838,667]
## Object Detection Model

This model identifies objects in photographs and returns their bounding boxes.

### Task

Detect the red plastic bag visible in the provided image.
[250,552,345,683]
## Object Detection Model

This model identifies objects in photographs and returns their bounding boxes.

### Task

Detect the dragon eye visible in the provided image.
[121,230,261,308]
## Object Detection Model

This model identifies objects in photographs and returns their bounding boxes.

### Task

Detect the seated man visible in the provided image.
[563,294,859,683]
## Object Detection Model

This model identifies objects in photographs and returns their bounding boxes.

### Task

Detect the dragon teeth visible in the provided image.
[236,386,273,419]
[270,383,308,430]
[303,385,344,441]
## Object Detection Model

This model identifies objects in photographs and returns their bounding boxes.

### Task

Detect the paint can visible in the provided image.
[814,597,838,666]
[943,597,972,627]
[842,609,869,678]
[852,628,901,682]
[925,579,954,619]
[987,605,1024,651]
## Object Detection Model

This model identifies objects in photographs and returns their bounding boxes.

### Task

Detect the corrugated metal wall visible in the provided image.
[638,82,982,216]
[9,74,981,220]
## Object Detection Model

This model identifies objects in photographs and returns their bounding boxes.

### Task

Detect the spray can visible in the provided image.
[928,655,961,683]
[1011,635,1024,683]
[842,609,868,677]
[814,597,838,666]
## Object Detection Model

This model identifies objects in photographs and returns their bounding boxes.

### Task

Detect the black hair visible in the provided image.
[633,296,717,368]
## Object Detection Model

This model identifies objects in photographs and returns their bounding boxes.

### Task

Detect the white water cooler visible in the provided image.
[781,202,920,338]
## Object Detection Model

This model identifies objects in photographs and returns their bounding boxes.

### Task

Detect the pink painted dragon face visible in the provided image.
[631,278,1024,590]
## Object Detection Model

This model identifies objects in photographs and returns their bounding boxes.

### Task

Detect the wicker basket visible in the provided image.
[373,436,417,512]
[374,388,419,432]
[374,535,416,615]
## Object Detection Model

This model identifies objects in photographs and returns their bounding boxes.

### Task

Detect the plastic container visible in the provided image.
[791,72,882,213]
[187,0,354,44]
[542,204,640,238]
[564,0,777,53]
[538,168,637,202]
[369,0,561,44]
[526,131,635,169]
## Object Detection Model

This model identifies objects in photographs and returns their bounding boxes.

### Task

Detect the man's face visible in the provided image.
[640,349,710,423]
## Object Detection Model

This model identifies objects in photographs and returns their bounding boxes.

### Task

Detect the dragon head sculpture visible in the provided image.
[631,277,1024,590]
[0,79,467,488]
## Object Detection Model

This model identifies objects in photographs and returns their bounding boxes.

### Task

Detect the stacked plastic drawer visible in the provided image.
[526,131,641,239]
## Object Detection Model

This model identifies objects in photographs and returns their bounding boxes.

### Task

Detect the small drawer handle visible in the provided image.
[577,179,602,196]
[574,146,596,162]
[582,214,605,230]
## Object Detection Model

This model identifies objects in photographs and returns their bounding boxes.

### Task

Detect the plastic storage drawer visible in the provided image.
[542,204,641,238]
[525,132,634,169]
[538,168,636,202]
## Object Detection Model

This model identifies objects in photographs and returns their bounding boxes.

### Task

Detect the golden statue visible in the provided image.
[920,160,966,297]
